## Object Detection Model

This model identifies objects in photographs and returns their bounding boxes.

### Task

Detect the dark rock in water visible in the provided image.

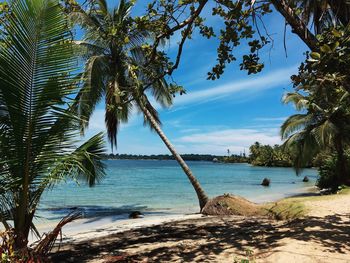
[292,182,296,184]
[129,211,144,219]
[261,178,270,187]
[303,176,309,182]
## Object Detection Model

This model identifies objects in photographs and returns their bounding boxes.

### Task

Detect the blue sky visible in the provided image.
[83,1,309,155]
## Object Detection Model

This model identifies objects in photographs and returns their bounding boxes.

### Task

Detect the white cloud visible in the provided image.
[254,116,287,122]
[179,128,201,133]
[174,128,281,155]
[172,66,296,107]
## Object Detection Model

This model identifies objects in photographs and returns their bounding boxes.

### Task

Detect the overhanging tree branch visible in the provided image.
[271,0,318,50]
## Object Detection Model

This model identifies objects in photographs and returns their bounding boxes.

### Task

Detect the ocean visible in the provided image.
[37,160,318,222]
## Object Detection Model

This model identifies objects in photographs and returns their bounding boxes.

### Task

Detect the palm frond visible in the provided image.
[76,55,109,133]
[281,114,312,139]
[312,119,338,147]
[0,0,106,240]
[282,92,309,110]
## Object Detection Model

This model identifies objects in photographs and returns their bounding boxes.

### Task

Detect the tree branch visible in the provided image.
[271,0,318,50]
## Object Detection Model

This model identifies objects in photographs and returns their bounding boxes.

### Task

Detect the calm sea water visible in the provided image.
[38,160,318,221]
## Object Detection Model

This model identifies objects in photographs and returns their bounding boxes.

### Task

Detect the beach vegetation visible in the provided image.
[281,27,350,188]
[0,0,105,256]
[233,247,255,263]
[264,199,307,221]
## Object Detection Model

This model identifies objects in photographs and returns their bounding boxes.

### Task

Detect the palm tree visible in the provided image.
[281,90,350,185]
[0,0,106,250]
[66,0,209,210]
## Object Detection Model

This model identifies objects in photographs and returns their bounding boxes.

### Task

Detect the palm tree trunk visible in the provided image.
[141,106,209,211]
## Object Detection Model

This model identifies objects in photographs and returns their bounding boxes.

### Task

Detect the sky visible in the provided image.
[83,1,309,156]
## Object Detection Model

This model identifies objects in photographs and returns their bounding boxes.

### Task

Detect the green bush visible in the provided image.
[317,153,350,189]
[317,156,337,189]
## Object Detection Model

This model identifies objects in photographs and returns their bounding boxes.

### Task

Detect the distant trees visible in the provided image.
[221,154,249,164]
[104,153,222,162]
[249,142,293,167]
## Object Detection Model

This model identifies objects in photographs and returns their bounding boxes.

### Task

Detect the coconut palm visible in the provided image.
[281,90,350,185]
[66,0,209,210]
[0,0,106,250]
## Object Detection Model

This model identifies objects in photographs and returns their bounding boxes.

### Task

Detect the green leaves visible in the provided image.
[310,52,320,59]
[67,0,181,148]
[282,26,350,177]
[0,0,106,241]
[320,44,332,53]
[206,1,271,79]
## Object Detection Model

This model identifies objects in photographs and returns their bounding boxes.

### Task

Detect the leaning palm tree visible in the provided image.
[65,0,209,210]
[0,0,106,251]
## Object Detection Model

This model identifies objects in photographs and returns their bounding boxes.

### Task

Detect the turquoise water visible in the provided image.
[38,160,318,221]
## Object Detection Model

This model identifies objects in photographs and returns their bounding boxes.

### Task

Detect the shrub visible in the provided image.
[317,155,339,189]
[317,151,350,189]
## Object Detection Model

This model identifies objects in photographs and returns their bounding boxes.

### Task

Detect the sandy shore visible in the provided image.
[49,191,350,263]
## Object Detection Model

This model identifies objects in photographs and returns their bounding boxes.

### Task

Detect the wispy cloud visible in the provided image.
[175,128,281,155]
[254,116,287,122]
[172,66,296,107]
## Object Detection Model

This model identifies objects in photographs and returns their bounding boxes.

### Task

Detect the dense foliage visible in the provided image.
[220,154,249,164]
[249,142,293,167]
[0,0,105,253]
[282,26,350,187]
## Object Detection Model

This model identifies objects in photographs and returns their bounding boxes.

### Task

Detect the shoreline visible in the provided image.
[49,188,350,262]
[32,186,319,244]
[31,186,320,244]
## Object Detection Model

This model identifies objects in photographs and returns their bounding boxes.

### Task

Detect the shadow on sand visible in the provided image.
[50,212,350,262]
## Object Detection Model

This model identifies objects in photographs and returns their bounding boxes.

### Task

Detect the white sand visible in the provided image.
[30,213,203,244]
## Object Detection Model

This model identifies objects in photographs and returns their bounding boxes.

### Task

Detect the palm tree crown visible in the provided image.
[66,0,210,210]
[67,0,172,149]
[0,0,106,249]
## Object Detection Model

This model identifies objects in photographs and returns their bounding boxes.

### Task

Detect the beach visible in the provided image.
[48,189,350,262]
[38,160,318,222]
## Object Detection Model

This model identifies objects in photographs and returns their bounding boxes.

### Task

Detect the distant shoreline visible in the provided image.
[103,158,310,168]
[101,153,228,162]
